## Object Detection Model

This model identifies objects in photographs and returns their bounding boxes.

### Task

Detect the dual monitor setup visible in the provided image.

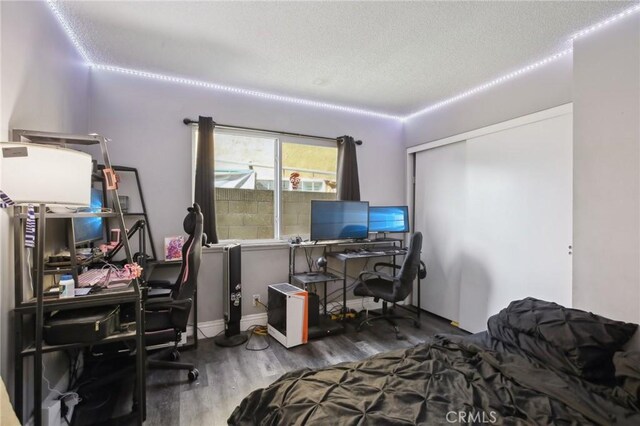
[78,196,409,246]
[310,200,409,242]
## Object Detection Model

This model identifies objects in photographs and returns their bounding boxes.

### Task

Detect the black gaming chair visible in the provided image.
[353,232,426,339]
[144,203,203,380]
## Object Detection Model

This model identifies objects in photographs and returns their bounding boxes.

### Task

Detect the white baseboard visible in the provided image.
[189,297,383,339]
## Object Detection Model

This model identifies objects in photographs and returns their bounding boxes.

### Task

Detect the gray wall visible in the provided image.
[0,0,90,406]
[403,54,573,147]
[88,70,406,322]
[572,14,640,326]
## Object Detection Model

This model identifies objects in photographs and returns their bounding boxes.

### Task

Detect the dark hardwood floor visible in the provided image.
[95,311,467,426]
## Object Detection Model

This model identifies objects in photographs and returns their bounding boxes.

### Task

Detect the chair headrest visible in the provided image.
[183,203,201,235]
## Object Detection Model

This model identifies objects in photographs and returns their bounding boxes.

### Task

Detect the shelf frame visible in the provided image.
[11,130,146,426]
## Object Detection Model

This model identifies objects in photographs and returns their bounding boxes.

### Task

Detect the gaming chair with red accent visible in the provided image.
[144,203,203,381]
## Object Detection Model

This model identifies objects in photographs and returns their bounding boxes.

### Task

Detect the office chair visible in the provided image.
[353,232,426,339]
[143,202,203,380]
[145,235,208,297]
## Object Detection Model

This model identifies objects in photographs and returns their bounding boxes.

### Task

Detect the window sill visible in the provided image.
[202,239,290,253]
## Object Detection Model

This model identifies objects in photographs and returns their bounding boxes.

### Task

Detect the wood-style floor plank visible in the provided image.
[112,312,466,426]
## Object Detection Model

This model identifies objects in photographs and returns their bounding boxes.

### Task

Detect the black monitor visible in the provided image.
[368,206,410,233]
[310,200,369,241]
[73,188,105,245]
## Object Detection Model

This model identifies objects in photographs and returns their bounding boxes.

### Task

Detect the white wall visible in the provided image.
[0,0,90,408]
[572,15,640,327]
[88,70,405,323]
[403,54,573,147]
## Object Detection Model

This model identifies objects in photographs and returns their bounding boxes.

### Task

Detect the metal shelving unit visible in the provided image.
[11,130,146,426]
[98,165,158,261]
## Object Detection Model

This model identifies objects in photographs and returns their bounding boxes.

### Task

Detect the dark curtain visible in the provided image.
[336,135,361,201]
[194,116,219,244]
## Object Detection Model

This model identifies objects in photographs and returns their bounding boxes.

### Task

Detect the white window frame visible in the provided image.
[191,126,336,240]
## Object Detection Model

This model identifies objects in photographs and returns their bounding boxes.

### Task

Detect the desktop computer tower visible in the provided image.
[308,292,320,327]
[267,283,308,348]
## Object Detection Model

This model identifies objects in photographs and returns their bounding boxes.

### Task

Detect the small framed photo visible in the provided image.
[164,236,185,261]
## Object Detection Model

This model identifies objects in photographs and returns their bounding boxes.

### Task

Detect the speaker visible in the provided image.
[214,244,248,347]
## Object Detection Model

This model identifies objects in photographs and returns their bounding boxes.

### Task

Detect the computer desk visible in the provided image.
[13,282,146,424]
[325,242,416,321]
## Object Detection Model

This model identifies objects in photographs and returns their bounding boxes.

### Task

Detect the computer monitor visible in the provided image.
[73,188,105,245]
[310,200,369,241]
[368,206,410,233]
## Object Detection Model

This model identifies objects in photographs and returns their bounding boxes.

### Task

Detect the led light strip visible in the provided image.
[404,49,573,121]
[46,0,92,64]
[47,0,640,122]
[570,3,640,42]
[92,64,403,120]
[405,3,640,120]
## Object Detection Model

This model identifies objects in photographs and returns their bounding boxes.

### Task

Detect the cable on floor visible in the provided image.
[187,323,221,339]
[245,324,270,351]
[43,358,82,407]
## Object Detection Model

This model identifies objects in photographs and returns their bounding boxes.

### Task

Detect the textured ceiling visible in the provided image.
[58,1,636,115]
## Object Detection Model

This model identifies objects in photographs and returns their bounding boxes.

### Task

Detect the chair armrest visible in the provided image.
[357,270,395,282]
[374,262,401,272]
[145,297,192,311]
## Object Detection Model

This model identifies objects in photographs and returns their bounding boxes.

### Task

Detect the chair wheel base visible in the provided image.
[188,368,199,381]
[170,350,180,361]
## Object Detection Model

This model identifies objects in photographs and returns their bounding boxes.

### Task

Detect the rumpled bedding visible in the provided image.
[228,300,640,425]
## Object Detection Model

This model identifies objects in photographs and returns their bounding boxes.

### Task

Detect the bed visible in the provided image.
[228,298,640,425]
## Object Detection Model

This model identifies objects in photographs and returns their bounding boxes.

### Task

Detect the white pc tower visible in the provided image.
[267,283,308,348]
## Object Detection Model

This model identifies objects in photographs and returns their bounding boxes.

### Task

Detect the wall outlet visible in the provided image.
[252,294,260,307]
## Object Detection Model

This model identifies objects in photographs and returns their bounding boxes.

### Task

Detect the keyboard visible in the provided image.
[78,269,132,288]
[78,269,109,287]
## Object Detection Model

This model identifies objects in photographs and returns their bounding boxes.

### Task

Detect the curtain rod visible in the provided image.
[182,118,362,145]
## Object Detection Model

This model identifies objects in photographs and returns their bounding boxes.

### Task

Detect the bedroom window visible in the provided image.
[192,129,337,240]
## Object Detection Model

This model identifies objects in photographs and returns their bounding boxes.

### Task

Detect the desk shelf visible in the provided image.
[290,272,343,285]
[15,288,137,313]
[21,329,137,356]
[18,211,119,219]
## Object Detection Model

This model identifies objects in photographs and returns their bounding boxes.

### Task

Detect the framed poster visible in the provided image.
[164,236,185,261]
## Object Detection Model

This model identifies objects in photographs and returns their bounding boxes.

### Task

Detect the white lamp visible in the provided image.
[0,142,92,206]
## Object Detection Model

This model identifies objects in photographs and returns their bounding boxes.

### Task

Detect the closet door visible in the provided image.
[414,141,466,322]
[459,114,573,332]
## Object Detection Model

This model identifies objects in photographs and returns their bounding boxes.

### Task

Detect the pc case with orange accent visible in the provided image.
[267,283,308,348]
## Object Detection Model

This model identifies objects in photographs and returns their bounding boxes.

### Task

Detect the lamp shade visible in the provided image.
[0,142,92,206]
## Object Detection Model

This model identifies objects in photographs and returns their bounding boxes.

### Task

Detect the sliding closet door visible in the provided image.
[414,141,466,322]
[413,110,572,332]
[459,114,573,332]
